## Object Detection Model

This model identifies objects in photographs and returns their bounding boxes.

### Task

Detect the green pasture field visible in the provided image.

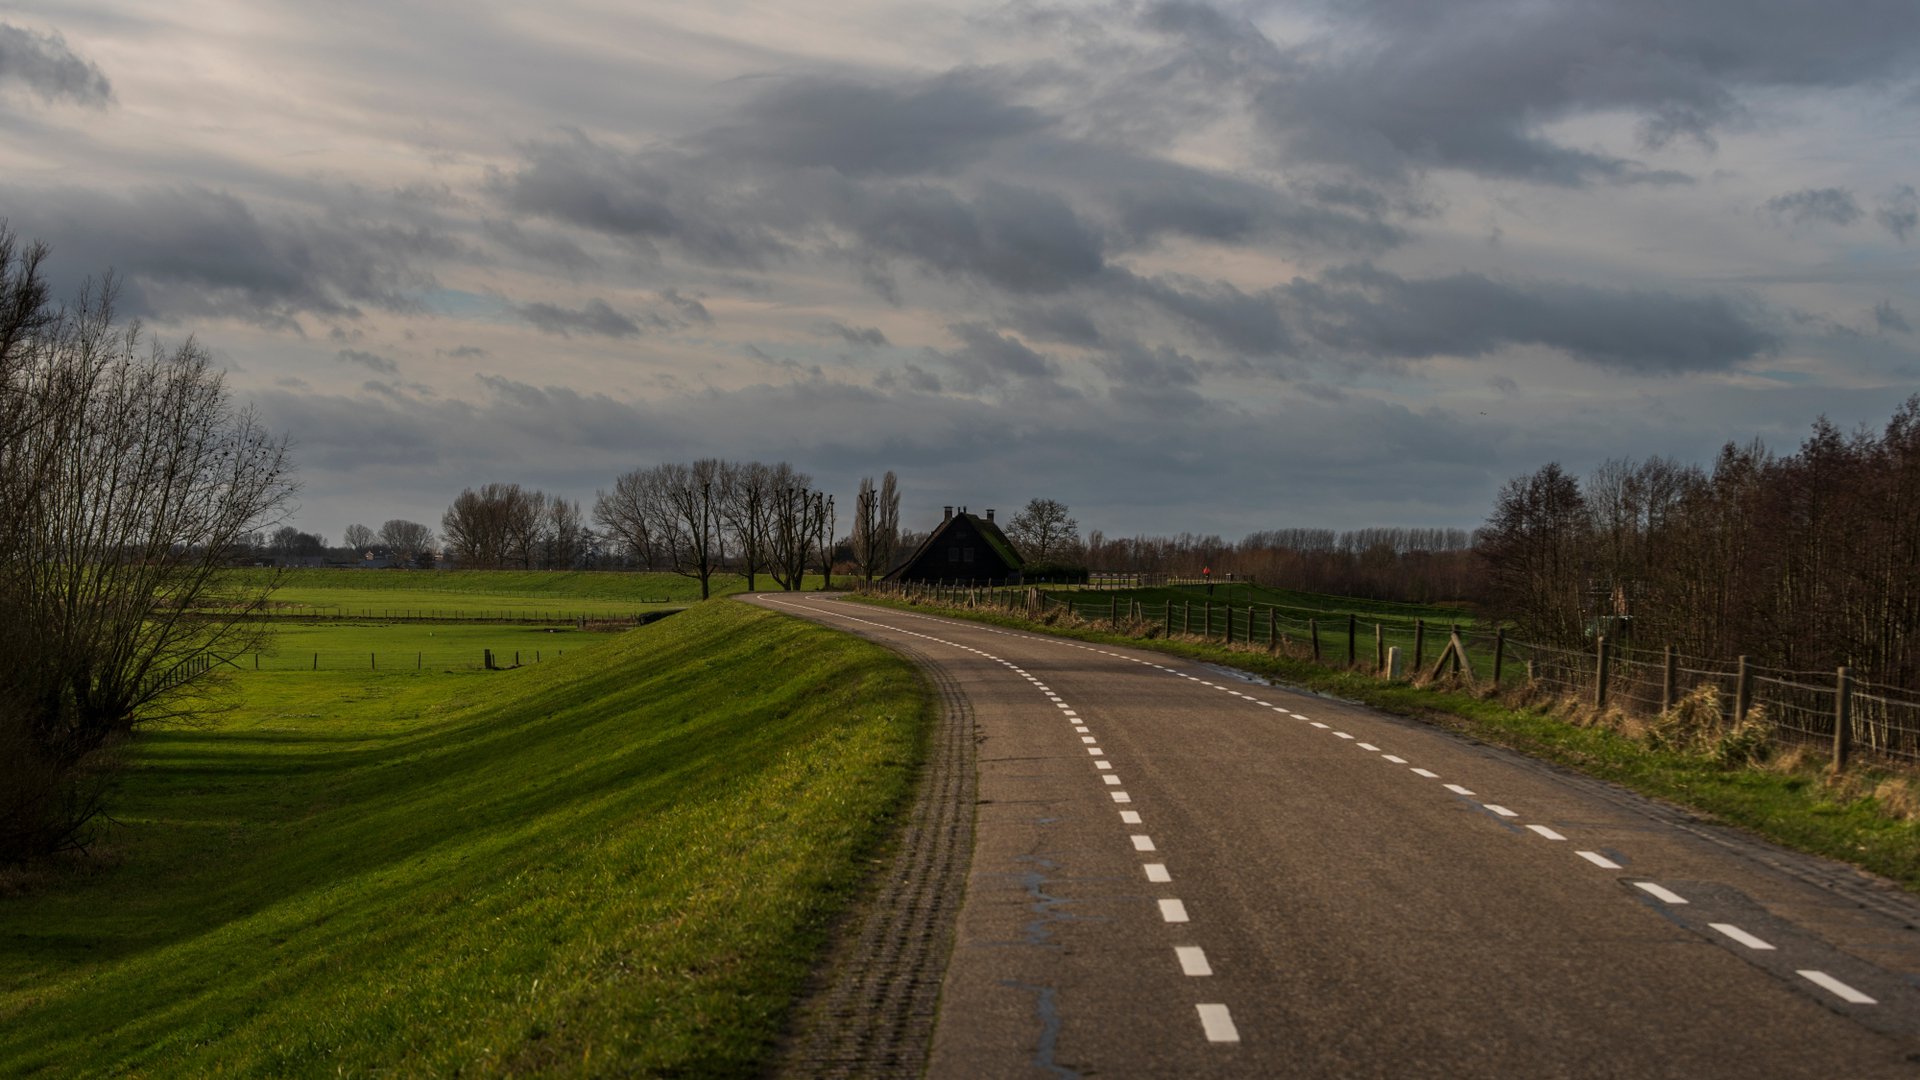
[243,620,592,672]
[1041,581,1477,625]
[218,569,827,620]
[0,601,929,1076]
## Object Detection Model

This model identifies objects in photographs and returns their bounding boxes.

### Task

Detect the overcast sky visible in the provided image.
[2,1,1915,541]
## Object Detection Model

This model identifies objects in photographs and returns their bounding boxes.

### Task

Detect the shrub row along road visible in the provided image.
[746,594,1920,1078]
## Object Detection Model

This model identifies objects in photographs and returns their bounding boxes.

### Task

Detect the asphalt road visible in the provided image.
[746,593,1920,1078]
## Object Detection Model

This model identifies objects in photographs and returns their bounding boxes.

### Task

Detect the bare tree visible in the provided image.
[1,245,295,860]
[1007,498,1079,562]
[379,519,434,565]
[342,522,375,552]
[594,470,658,569]
[596,462,723,595]
[719,460,773,590]
[440,483,543,569]
[538,497,585,569]
[850,471,902,582]
[766,464,821,591]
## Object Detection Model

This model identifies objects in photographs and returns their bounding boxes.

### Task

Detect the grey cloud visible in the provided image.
[1876,186,1918,242]
[1765,187,1863,227]
[932,322,1062,392]
[4,183,442,326]
[0,23,112,107]
[699,71,1048,177]
[1130,1,1920,186]
[659,288,711,325]
[850,180,1107,294]
[336,348,398,374]
[1007,304,1103,347]
[489,129,776,266]
[1283,267,1776,373]
[819,320,888,347]
[443,344,488,358]
[874,362,942,393]
[1877,300,1913,335]
[1125,272,1295,356]
[518,297,648,338]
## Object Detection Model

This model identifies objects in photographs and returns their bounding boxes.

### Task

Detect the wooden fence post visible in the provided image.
[1375,623,1385,673]
[1492,629,1506,688]
[1269,608,1279,654]
[1183,601,1191,636]
[1735,655,1752,726]
[1310,618,1321,662]
[1661,645,1677,712]
[1204,600,1213,639]
[1594,635,1610,708]
[1413,619,1425,672]
[1347,614,1356,667]
[1833,666,1853,772]
[1165,602,1172,637]
[1449,623,1461,675]
[1225,604,1235,644]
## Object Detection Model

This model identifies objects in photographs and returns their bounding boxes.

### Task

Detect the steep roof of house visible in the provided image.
[884,511,1024,579]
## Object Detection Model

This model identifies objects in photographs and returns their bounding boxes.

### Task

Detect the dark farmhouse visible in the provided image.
[886,506,1024,584]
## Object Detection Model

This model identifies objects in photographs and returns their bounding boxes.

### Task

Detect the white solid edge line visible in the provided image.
[1176,946,1213,976]
[1484,804,1519,818]
[1145,863,1171,883]
[1709,923,1777,951]
[1576,850,1622,869]
[1526,824,1567,840]
[1633,881,1689,905]
[1196,1004,1239,1042]
[1132,834,1156,851]
[1159,898,1190,923]
[1797,970,1876,1004]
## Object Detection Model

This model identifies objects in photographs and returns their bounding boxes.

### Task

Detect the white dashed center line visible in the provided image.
[1633,882,1689,905]
[1159,898,1190,923]
[1444,784,1476,796]
[1526,824,1566,841]
[1120,810,1142,824]
[1196,1004,1240,1042]
[1132,834,1157,852]
[1483,804,1519,818]
[1411,768,1440,779]
[1798,970,1876,1004]
[1576,851,1621,869]
[1382,755,1408,764]
[1709,923,1776,951]
[1357,743,1381,752]
[1144,863,1172,883]
[1176,946,1213,976]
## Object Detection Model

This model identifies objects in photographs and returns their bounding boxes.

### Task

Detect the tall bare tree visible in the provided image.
[850,471,902,582]
[342,523,375,552]
[719,460,773,590]
[765,463,821,591]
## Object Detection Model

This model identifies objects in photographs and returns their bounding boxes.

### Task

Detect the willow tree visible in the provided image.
[1,233,295,860]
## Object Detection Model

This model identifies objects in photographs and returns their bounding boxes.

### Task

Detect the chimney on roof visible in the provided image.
[944,506,953,522]
[986,508,995,522]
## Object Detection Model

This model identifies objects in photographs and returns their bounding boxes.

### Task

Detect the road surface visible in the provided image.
[748,593,1920,1078]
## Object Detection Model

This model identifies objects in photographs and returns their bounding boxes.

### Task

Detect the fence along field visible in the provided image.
[863,579,1920,769]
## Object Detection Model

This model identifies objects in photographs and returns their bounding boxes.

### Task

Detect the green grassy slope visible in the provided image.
[0,602,928,1077]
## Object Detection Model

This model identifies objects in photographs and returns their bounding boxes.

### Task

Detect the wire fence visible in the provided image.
[859,579,1920,769]
[234,646,571,672]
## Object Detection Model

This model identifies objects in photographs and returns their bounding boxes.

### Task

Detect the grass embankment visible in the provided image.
[225,569,827,620]
[0,602,929,1077]
[854,593,1920,893]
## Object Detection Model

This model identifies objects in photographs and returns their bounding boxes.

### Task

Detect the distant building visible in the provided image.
[885,506,1024,584]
